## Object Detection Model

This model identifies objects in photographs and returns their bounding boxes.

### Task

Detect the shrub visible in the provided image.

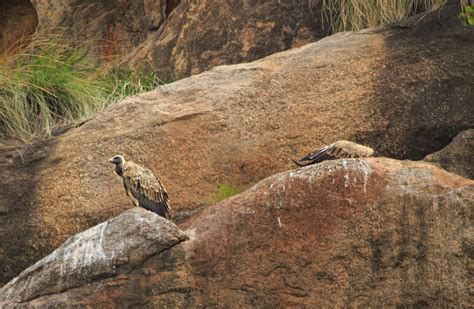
[0,36,162,144]
[104,68,164,101]
[206,183,241,206]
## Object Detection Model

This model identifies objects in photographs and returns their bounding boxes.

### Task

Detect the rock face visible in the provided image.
[8,0,326,71]
[2,0,445,81]
[0,208,188,304]
[0,0,38,53]
[1,158,472,307]
[122,0,328,80]
[424,129,474,179]
[29,0,167,61]
[0,1,473,285]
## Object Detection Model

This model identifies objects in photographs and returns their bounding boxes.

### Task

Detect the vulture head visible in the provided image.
[109,155,125,176]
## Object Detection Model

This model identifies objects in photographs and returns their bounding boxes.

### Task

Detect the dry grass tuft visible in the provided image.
[321,0,448,32]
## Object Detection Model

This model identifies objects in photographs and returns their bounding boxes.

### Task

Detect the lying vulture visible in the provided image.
[109,155,171,220]
[292,140,374,167]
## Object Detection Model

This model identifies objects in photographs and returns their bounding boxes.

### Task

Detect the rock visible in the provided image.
[1,158,472,307]
[121,0,328,80]
[3,0,443,82]
[424,129,474,179]
[184,159,473,307]
[1,1,473,285]
[10,0,326,68]
[0,0,38,54]
[29,0,167,61]
[0,208,188,304]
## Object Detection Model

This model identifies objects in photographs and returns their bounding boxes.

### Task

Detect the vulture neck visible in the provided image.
[115,163,124,176]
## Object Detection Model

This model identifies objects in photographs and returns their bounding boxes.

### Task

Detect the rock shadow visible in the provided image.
[352,1,474,159]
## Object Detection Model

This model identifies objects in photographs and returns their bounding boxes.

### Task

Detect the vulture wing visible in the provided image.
[292,140,374,167]
[122,162,171,219]
[292,144,335,167]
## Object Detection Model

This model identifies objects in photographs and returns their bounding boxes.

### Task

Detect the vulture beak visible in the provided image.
[109,157,114,164]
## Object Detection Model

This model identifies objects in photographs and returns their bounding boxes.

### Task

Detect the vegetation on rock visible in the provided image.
[321,0,447,31]
[0,0,465,143]
[0,36,162,144]
[207,183,241,206]
[459,0,474,25]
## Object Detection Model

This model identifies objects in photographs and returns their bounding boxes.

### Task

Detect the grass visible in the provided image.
[105,69,164,101]
[320,0,448,32]
[206,183,241,206]
[0,36,162,144]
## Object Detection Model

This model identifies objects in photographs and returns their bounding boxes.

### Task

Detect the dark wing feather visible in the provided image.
[123,176,139,207]
[130,182,170,219]
[292,144,336,167]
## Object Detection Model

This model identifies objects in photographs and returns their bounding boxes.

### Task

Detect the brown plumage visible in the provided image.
[292,140,374,167]
[109,155,171,220]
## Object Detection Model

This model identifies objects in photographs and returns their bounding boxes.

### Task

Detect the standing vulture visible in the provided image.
[292,140,374,167]
[109,155,171,220]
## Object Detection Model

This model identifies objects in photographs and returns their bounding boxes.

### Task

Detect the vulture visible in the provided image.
[292,140,374,167]
[109,155,171,220]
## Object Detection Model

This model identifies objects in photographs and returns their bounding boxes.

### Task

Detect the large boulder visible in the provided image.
[4,0,445,81]
[0,208,187,303]
[121,0,458,80]
[424,129,474,179]
[9,0,327,69]
[121,0,327,80]
[1,158,472,307]
[0,1,473,285]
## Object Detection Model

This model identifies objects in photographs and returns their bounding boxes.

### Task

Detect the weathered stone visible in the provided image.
[1,158,472,307]
[0,208,188,303]
[424,129,474,179]
[3,0,443,81]
[121,0,328,80]
[0,1,473,285]
[184,159,473,307]
[29,0,167,61]
[16,0,327,70]
[0,0,38,54]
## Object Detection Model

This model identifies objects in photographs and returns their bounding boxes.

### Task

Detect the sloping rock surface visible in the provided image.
[0,208,187,303]
[1,158,472,307]
[424,129,474,179]
[0,1,473,285]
